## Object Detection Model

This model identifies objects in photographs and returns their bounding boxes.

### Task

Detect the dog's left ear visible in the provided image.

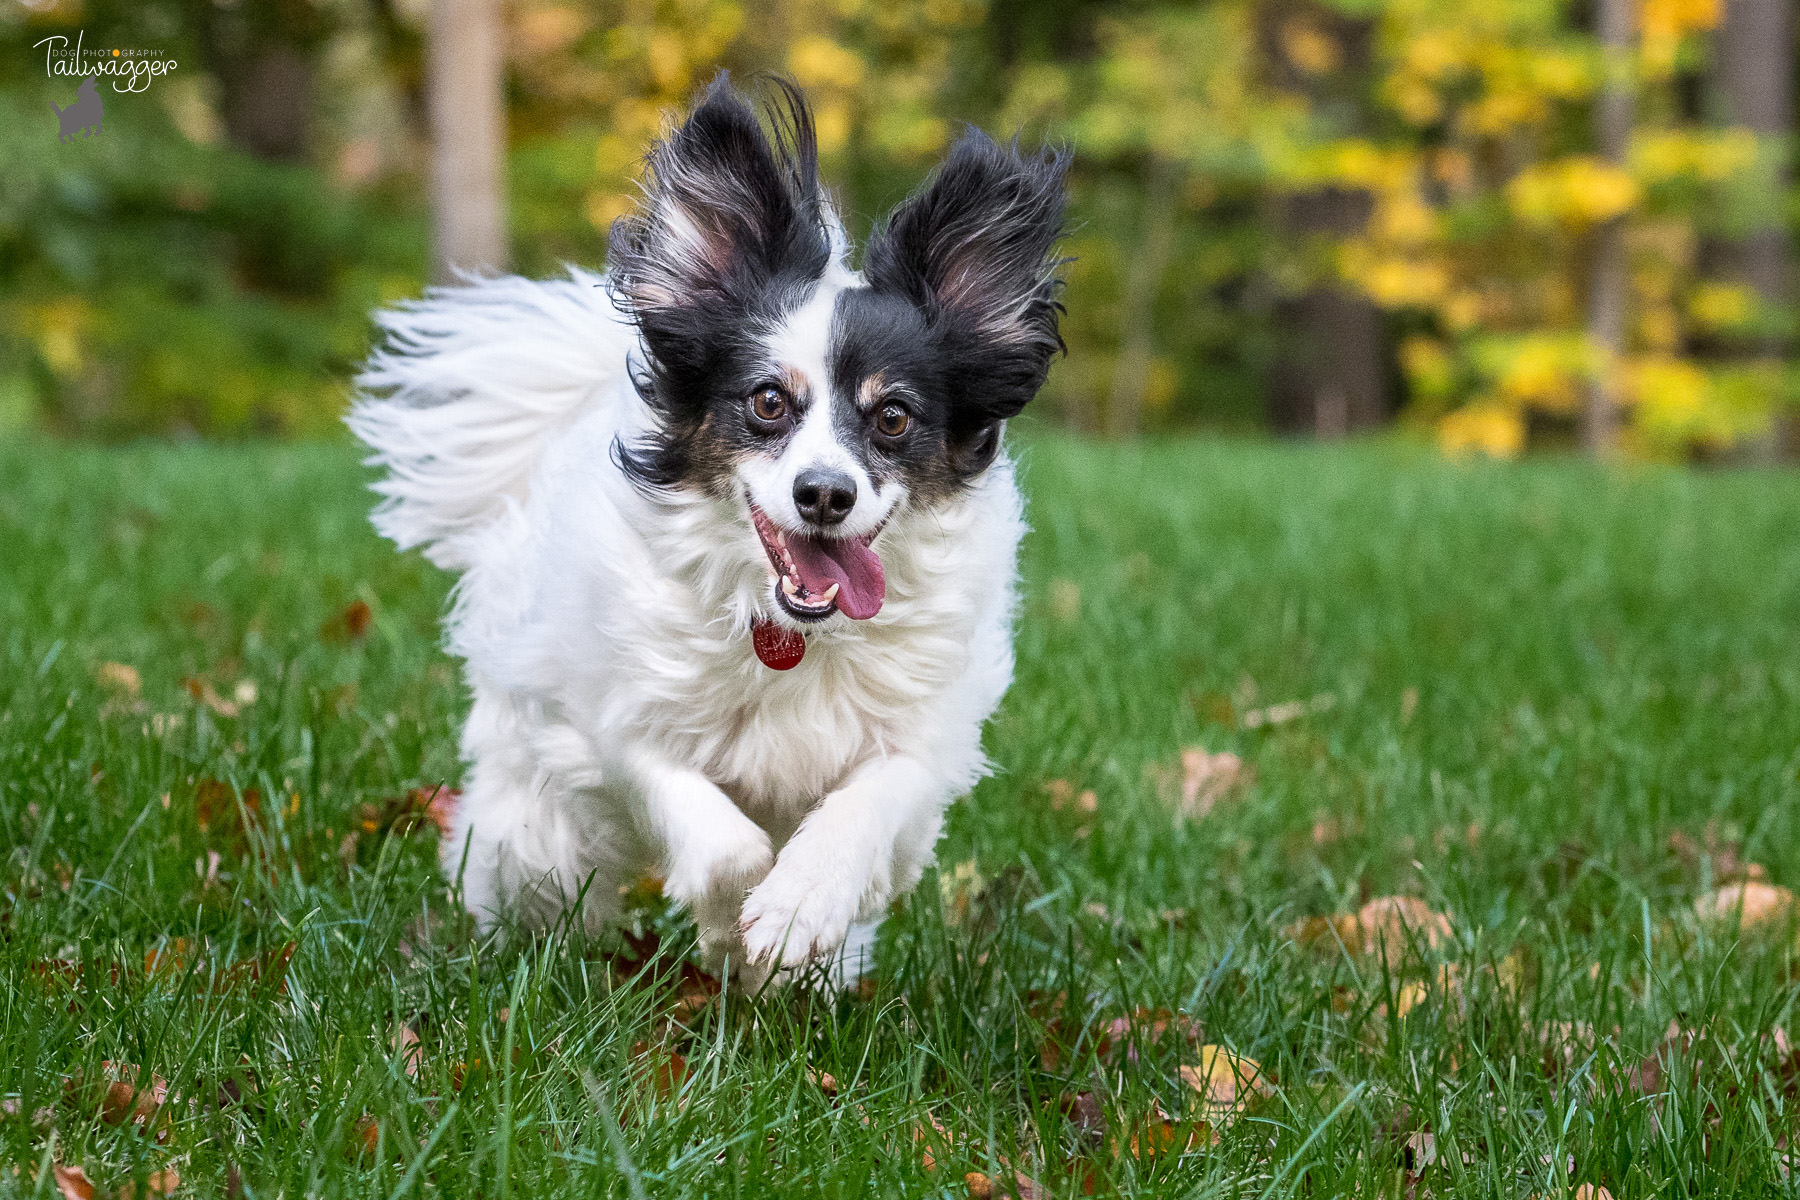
[865,130,1068,460]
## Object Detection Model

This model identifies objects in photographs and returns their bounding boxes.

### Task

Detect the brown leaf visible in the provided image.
[1283,912,1363,952]
[1179,1045,1273,1122]
[629,1040,688,1103]
[395,1023,423,1079]
[966,1172,995,1199]
[1694,881,1795,931]
[1060,1091,1107,1143]
[53,1165,96,1200]
[180,676,240,718]
[1177,748,1246,821]
[118,1168,180,1199]
[95,1061,168,1134]
[1573,1187,1613,1200]
[1356,896,1454,956]
[350,1113,380,1159]
[192,779,261,836]
[1112,1107,1214,1159]
[1094,1007,1201,1063]
[96,662,142,699]
[810,1069,839,1097]
[321,599,374,644]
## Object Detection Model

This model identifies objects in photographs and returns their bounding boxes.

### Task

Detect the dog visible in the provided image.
[53,76,104,142]
[350,75,1067,983]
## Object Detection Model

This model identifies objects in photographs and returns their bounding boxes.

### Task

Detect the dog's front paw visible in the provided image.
[664,822,775,946]
[738,862,861,970]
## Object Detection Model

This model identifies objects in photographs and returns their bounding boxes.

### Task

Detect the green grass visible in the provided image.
[2,433,1798,1198]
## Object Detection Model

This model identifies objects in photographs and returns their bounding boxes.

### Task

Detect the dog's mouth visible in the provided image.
[749,504,886,623]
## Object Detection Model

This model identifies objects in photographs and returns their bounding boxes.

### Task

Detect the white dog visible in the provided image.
[350,77,1067,982]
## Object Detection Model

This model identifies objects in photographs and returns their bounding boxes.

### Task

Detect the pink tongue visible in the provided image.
[786,533,885,619]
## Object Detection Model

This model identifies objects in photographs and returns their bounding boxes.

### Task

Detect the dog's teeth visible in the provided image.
[820,583,840,606]
[781,576,798,597]
[776,530,787,549]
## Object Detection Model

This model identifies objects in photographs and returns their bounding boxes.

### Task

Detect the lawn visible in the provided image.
[1,432,1798,1199]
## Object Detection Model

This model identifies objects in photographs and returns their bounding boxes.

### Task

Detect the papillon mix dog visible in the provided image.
[350,76,1067,982]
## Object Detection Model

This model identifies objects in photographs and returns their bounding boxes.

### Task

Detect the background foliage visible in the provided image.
[1,0,1795,455]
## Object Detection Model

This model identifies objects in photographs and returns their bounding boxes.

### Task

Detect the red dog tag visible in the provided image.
[752,619,805,670]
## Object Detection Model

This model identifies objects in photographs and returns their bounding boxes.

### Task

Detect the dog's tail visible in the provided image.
[348,268,637,570]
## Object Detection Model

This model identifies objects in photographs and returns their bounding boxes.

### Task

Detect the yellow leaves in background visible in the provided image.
[1639,0,1722,74]
[1631,128,1757,183]
[788,36,866,91]
[1506,157,1639,228]
[1439,403,1525,459]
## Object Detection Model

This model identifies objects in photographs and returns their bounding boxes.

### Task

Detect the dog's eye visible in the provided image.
[748,386,788,426]
[875,403,910,439]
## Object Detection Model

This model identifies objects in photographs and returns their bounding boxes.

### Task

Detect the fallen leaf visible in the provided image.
[1094,1008,1201,1063]
[396,1023,423,1079]
[1177,748,1245,821]
[1694,881,1795,931]
[1357,895,1453,955]
[1573,1186,1613,1200]
[52,1165,95,1200]
[119,1167,180,1198]
[810,1069,839,1097]
[322,599,374,644]
[350,1113,380,1159]
[192,779,261,836]
[1112,1102,1214,1159]
[940,860,986,928]
[96,662,142,699]
[181,676,240,718]
[1243,693,1335,729]
[1060,1091,1107,1143]
[1179,1045,1273,1122]
[1403,1130,1436,1171]
[95,1061,168,1134]
[966,1172,994,1198]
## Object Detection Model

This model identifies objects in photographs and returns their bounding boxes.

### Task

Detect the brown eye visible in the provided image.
[749,386,788,425]
[875,403,910,438]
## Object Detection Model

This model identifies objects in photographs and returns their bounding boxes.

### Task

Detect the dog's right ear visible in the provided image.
[608,75,831,336]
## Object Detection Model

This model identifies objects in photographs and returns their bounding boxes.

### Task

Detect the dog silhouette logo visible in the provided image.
[52,76,104,142]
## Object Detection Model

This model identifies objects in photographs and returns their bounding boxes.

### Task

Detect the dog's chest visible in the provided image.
[631,617,962,811]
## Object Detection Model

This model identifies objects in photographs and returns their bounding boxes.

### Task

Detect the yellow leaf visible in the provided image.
[1180,1045,1272,1121]
[1694,881,1795,930]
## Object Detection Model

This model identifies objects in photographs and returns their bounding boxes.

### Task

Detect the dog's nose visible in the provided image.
[793,467,857,528]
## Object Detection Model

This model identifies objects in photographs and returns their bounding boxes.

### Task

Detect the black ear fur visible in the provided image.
[863,130,1069,437]
[607,74,833,488]
[607,73,831,353]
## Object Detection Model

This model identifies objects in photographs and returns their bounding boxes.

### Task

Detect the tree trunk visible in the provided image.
[1714,0,1793,311]
[1107,158,1180,438]
[1584,0,1634,458]
[428,0,509,282]
[1712,0,1793,457]
[1269,187,1388,437]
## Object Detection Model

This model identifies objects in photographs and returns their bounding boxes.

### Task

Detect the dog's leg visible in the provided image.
[624,750,775,968]
[739,755,945,970]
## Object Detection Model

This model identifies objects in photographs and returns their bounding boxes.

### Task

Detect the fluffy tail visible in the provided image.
[348,268,637,570]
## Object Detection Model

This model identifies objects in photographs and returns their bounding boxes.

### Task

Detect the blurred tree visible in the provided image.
[1586,0,1634,456]
[429,0,509,279]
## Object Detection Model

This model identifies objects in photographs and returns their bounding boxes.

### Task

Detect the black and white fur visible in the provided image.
[350,77,1067,981]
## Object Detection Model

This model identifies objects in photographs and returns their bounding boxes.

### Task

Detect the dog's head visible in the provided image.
[608,75,1067,626]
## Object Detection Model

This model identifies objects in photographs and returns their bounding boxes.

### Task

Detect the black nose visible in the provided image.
[793,467,857,528]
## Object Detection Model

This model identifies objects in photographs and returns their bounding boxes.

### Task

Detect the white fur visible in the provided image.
[350,266,1024,982]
